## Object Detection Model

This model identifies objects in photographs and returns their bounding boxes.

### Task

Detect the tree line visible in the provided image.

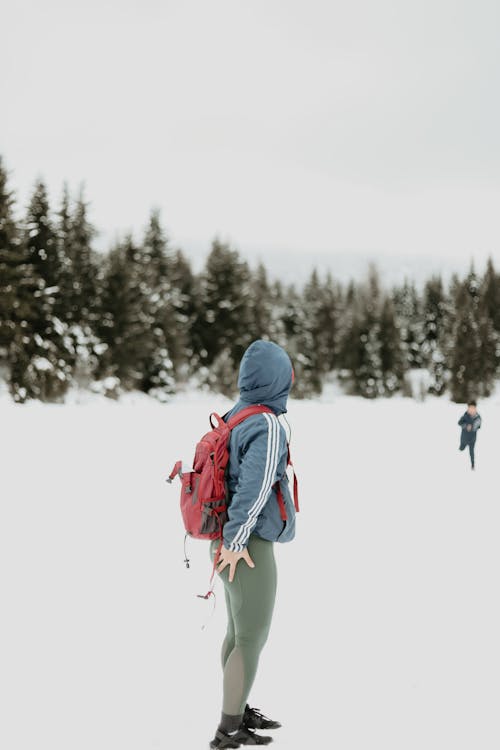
[1,156,499,404]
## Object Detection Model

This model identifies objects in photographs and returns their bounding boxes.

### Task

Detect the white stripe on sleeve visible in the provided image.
[230,413,280,551]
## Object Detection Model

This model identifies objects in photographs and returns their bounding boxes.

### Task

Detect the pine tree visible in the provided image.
[291,269,324,397]
[98,237,140,391]
[477,312,498,397]
[340,267,384,398]
[250,263,273,340]
[268,282,307,394]
[52,184,107,390]
[143,210,194,379]
[96,242,126,388]
[0,158,27,368]
[266,279,288,348]
[140,210,177,394]
[421,276,449,395]
[25,179,61,290]
[477,259,500,393]
[392,279,424,371]
[193,239,254,393]
[98,234,174,395]
[54,183,72,321]
[337,281,356,375]
[279,282,302,342]
[67,188,98,327]
[0,164,43,402]
[9,179,70,401]
[317,272,341,375]
[440,273,461,383]
[378,296,405,395]
[450,268,484,402]
[481,257,500,333]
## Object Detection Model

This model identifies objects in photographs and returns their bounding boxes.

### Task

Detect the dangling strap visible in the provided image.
[166,460,182,483]
[199,589,217,631]
[197,539,223,600]
[210,539,223,587]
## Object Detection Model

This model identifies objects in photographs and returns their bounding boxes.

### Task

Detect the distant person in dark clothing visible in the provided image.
[458,400,482,470]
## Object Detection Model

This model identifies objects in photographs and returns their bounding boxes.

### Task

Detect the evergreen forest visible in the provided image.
[1,157,499,404]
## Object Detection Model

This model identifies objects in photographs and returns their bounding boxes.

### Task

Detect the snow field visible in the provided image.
[0,393,499,750]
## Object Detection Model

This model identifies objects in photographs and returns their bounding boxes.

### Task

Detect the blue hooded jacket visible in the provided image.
[458,411,481,442]
[222,340,296,552]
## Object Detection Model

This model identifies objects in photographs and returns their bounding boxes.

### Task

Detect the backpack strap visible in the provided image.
[275,447,300,521]
[226,404,299,523]
[287,447,300,512]
[275,484,288,521]
[226,404,274,430]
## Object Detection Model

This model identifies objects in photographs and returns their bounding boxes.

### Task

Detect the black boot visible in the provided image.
[243,705,282,730]
[233,726,273,745]
[209,729,241,749]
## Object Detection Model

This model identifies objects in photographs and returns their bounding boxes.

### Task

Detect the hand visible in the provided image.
[216,546,255,583]
[466,424,472,431]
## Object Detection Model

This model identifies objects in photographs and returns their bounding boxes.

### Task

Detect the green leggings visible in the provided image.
[211,534,277,716]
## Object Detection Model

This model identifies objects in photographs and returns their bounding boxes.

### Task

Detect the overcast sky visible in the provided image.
[2,0,500,282]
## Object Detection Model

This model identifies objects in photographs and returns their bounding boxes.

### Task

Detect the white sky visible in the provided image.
[2,0,500,281]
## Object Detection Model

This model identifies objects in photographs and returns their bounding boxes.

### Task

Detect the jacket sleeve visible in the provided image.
[473,416,482,431]
[458,414,466,427]
[223,413,286,552]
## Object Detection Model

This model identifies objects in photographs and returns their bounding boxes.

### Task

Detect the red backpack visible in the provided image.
[167,405,299,573]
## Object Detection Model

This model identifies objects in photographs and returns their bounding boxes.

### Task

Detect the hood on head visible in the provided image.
[237,340,293,414]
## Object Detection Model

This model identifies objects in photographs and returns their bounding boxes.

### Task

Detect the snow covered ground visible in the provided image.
[1,388,499,750]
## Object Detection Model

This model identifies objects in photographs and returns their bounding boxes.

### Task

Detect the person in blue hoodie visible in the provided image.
[209,340,297,750]
[458,400,482,470]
